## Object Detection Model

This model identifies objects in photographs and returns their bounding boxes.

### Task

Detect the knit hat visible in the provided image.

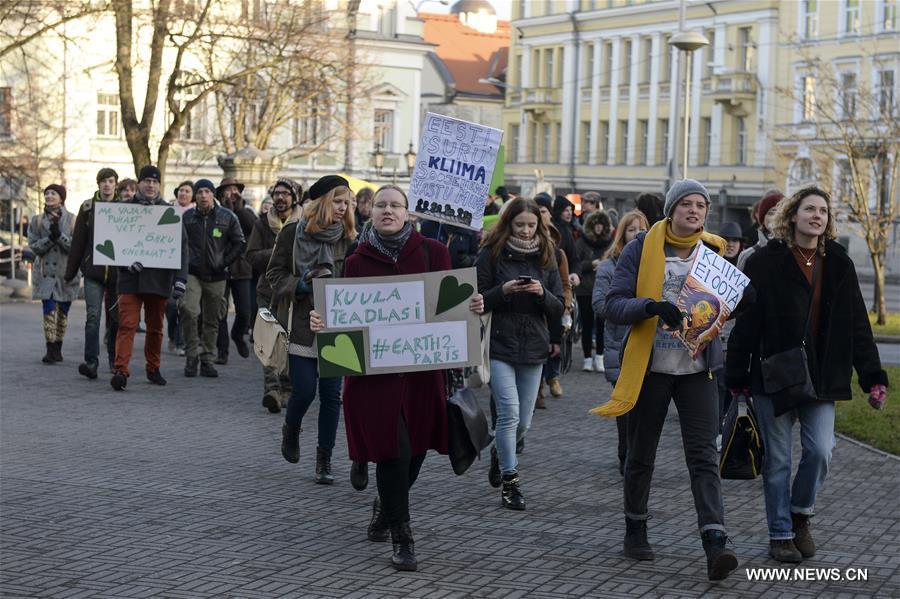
[43,184,66,202]
[96,167,119,183]
[756,190,784,225]
[138,165,161,182]
[193,179,217,195]
[664,179,710,217]
[269,177,301,203]
[308,175,349,201]
[718,221,744,240]
[533,192,553,211]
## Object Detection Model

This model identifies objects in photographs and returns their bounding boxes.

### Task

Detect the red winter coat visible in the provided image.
[341,230,450,463]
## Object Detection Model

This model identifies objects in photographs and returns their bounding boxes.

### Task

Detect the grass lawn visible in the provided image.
[869,312,900,337]
[835,365,900,455]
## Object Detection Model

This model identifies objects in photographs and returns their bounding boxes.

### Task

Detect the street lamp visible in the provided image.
[404,142,417,176]
[372,143,385,176]
[670,30,709,180]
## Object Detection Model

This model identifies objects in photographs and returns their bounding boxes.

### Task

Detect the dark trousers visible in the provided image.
[285,355,342,449]
[217,279,252,356]
[624,371,726,533]
[616,415,627,465]
[376,416,426,526]
[576,294,604,356]
[165,298,183,347]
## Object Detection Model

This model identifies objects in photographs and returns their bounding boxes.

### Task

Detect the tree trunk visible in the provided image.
[871,254,887,325]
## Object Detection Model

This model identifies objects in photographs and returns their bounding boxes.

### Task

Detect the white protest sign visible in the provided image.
[323,281,426,329]
[92,203,183,269]
[369,321,468,368]
[409,112,503,231]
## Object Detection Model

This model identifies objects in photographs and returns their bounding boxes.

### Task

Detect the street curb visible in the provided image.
[836,432,900,461]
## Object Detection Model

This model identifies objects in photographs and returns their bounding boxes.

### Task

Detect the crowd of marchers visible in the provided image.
[29,165,888,579]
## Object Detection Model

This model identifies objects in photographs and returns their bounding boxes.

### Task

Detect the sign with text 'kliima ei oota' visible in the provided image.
[409,113,503,231]
[92,203,182,269]
[312,268,481,377]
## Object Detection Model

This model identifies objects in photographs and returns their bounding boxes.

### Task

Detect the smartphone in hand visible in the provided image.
[517,275,534,284]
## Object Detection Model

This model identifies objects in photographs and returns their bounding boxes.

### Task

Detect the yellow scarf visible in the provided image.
[590,220,725,417]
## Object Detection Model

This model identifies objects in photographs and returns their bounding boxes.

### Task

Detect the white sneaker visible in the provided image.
[582,358,594,372]
[593,355,605,372]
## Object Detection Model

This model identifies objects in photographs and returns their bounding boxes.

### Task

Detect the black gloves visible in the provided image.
[48,221,61,241]
[128,262,144,274]
[172,278,187,300]
[646,300,683,329]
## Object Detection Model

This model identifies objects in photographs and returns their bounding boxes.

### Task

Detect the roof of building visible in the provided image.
[419,12,509,98]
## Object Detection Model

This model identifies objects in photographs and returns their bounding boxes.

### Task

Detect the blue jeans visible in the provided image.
[83,278,117,366]
[542,356,560,381]
[286,355,342,450]
[489,359,543,475]
[754,395,835,540]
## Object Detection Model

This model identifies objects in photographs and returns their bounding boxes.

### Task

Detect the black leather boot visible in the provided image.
[500,473,525,510]
[42,342,55,364]
[791,513,816,558]
[350,460,368,491]
[281,423,300,464]
[315,447,334,484]
[702,530,738,581]
[488,446,501,488]
[623,517,655,560]
[390,522,417,571]
[367,496,389,542]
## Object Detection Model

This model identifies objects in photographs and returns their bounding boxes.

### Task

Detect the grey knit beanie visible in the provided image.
[664,179,710,217]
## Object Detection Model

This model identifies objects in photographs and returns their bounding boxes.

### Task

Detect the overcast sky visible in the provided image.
[424,0,512,21]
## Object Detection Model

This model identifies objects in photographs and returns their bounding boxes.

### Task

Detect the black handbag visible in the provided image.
[720,394,764,480]
[760,259,819,405]
[447,388,493,476]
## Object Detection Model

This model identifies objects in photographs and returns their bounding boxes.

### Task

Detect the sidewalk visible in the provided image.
[1,301,897,598]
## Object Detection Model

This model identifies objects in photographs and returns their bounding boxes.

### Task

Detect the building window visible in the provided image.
[802,75,816,121]
[542,122,551,162]
[545,48,554,87]
[532,49,541,84]
[622,40,632,85]
[736,117,747,165]
[581,121,591,163]
[557,48,564,87]
[293,99,323,147]
[660,35,671,82]
[701,117,711,165]
[530,122,539,162]
[704,30,716,78]
[659,118,669,164]
[618,120,628,164]
[738,27,754,72]
[515,52,523,87]
[638,119,648,164]
[844,0,861,35]
[840,72,857,119]
[180,97,206,142]
[604,42,613,86]
[544,0,553,15]
[585,43,594,84]
[96,92,120,138]
[803,0,819,38]
[836,159,853,202]
[641,38,652,83]
[374,109,393,151]
[510,125,520,163]
[600,121,609,164]
[879,70,895,116]
[883,0,897,31]
[0,88,10,136]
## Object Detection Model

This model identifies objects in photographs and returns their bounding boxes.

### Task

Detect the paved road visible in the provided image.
[1,301,898,598]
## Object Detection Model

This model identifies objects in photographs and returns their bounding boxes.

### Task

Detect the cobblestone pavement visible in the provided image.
[1,301,898,598]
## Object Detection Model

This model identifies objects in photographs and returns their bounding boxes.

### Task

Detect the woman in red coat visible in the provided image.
[311,185,484,572]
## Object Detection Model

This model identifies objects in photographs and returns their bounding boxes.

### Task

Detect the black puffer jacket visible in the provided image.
[183,204,245,282]
[726,239,888,414]
[229,202,258,280]
[575,210,613,296]
[64,192,119,286]
[476,245,565,365]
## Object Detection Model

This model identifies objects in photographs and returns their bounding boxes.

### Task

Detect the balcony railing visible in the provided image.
[711,70,757,113]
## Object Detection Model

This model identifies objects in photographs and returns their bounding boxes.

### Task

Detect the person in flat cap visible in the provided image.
[248,177,304,414]
[266,174,356,484]
[602,178,740,581]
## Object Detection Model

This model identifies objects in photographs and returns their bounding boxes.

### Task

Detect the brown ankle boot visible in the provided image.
[791,513,816,558]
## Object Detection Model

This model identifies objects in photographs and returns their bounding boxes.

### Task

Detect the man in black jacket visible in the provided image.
[180,178,246,378]
[65,167,119,379]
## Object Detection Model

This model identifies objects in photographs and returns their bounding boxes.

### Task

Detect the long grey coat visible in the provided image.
[28,209,81,302]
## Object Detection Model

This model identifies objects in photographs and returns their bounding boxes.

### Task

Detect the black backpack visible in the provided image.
[719,395,765,480]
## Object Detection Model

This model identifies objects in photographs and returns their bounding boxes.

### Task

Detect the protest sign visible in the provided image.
[409,112,503,231]
[313,268,481,377]
[92,204,182,269]
[674,244,750,358]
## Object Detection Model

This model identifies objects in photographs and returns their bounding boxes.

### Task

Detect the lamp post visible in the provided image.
[372,143,385,176]
[404,142,417,176]
[670,31,708,180]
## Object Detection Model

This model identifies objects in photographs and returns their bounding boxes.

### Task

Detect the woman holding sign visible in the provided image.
[266,175,356,483]
[476,198,564,511]
[311,184,484,572]
[726,187,888,563]
[602,179,739,581]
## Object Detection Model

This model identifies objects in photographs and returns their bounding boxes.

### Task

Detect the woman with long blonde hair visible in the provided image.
[266,175,356,484]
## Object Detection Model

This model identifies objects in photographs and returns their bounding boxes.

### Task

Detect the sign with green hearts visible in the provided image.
[92,203,183,269]
[313,267,481,376]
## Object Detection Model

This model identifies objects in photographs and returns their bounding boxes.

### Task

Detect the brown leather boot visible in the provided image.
[791,513,816,558]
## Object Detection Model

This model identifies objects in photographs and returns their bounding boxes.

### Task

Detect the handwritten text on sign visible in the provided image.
[324,281,426,329]
[92,204,182,269]
[369,321,468,369]
[409,112,503,231]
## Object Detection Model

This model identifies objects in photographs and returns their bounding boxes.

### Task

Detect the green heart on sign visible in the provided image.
[320,333,363,373]
[96,239,115,260]
[157,207,181,225]
[435,275,474,315]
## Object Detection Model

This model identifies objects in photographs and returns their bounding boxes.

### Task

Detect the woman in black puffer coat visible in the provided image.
[575,209,613,372]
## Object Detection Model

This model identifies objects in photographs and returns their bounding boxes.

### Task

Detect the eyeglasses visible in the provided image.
[272,191,292,198]
[373,202,407,211]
